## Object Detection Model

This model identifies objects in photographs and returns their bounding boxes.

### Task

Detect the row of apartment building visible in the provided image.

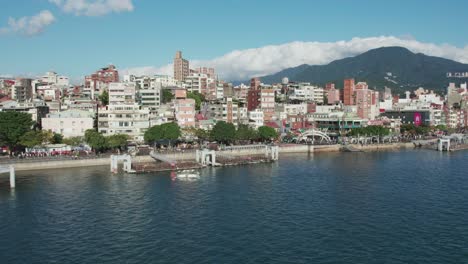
[1,53,467,142]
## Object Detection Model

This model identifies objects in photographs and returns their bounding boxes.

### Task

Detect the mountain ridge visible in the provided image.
[248,46,468,94]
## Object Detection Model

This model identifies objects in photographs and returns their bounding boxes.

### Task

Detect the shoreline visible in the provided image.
[6,142,422,172]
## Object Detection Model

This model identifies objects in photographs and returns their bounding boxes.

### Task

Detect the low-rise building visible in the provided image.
[0,100,49,125]
[42,110,94,138]
[308,112,367,134]
[380,110,431,126]
[288,82,324,104]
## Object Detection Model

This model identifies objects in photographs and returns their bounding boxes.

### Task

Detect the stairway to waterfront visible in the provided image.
[342,145,363,152]
[149,151,177,167]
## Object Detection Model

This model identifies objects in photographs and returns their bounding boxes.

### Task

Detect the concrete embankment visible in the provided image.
[351,142,414,151]
[314,145,341,153]
[13,157,111,172]
[279,145,315,154]
[284,142,413,153]
[11,152,196,172]
[219,145,314,156]
[8,143,415,172]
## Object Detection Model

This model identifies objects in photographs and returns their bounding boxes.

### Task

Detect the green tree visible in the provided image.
[99,89,109,106]
[19,131,44,148]
[145,125,163,143]
[40,130,53,145]
[348,126,390,137]
[195,128,211,143]
[162,89,174,103]
[400,124,416,134]
[415,125,431,135]
[51,133,63,144]
[258,126,278,142]
[19,130,64,148]
[400,124,429,135]
[84,129,108,153]
[187,91,205,110]
[211,121,236,144]
[144,123,181,144]
[107,134,129,150]
[236,124,258,142]
[162,122,181,140]
[63,136,83,146]
[0,112,34,154]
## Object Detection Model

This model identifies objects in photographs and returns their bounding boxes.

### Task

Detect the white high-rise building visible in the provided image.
[98,82,150,141]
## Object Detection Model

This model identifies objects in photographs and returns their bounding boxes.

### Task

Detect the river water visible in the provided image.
[0,150,467,263]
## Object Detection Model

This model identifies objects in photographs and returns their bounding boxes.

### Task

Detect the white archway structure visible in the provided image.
[297,129,332,144]
[438,138,451,152]
[196,149,217,166]
[110,155,133,173]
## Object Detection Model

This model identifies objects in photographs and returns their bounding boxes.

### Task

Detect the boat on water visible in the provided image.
[176,169,200,180]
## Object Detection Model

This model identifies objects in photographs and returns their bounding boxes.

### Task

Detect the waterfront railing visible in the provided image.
[0,154,112,164]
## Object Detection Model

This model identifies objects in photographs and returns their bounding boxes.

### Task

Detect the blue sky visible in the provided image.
[1,0,468,81]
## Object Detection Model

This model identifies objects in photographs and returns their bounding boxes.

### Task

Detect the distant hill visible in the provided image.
[253,46,468,94]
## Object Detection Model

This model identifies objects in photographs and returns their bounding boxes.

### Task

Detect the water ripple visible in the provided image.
[0,150,467,263]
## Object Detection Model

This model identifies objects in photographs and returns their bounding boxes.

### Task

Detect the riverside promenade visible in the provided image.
[0,142,415,172]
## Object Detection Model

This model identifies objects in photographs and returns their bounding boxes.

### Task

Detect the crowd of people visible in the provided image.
[9,150,93,160]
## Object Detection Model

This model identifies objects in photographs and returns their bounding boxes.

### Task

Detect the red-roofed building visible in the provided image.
[0,95,11,102]
[195,113,206,121]
[285,114,312,131]
[265,121,279,128]
[264,121,280,132]
[84,65,119,99]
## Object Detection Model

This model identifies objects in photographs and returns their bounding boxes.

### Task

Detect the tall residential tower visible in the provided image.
[173,51,189,82]
[343,78,355,105]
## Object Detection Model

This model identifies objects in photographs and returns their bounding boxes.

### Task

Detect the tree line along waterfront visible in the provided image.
[0,111,459,157]
[0,111,279,156]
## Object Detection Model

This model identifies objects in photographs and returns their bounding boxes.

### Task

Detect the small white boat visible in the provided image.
[176,169,200,180]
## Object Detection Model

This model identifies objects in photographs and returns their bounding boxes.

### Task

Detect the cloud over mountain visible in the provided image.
[49,0,134,16]
[0,10,56,36]
[122,36,468,81]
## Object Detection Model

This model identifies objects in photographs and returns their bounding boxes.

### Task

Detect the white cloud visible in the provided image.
[0,10,56,36]
[49,0,134,16]
[122,36,468,81]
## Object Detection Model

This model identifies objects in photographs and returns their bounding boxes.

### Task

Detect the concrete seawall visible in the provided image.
[11,152,197,172]
[9,143,415,172]
[279,145,315,154]
[13,158,111,172]
[314,145,341,153]
[352,142,414,151]
[220,145,314,156]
